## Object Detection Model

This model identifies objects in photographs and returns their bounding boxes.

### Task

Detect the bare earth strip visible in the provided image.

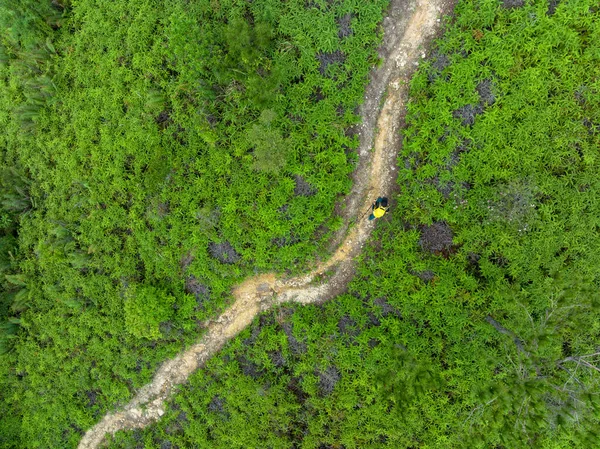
[78,0,455,446]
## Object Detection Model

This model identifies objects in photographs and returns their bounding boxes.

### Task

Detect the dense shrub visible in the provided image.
[124,285,175,340]
[0,0,387,446]
[108,0,600,447]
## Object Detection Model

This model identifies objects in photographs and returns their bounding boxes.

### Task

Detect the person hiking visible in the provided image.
[368,197,389,220]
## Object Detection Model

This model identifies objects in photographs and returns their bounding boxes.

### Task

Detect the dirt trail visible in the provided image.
[78,0,454,446]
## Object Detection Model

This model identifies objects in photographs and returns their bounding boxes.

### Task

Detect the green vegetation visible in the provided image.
[0,0,386,447]
[103,0,600,447]
[2,0,600,448]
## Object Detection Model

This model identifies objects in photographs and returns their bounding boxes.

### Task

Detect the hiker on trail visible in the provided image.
[369,197,389,220]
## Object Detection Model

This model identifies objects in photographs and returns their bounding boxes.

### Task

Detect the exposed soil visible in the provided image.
[208,241,240,264]
[337,13,354,39]
[419,221,454,253]
[293,174,317,197]
[547,0,560,15]
[316,50,346,76]
[452,79,496,126]
[318,365,341,396]
[453,103,483,126]
[415,269,436,282]
[501,0,524,8]
[78,0,456,446]
[184,275,210,306]
[476,79,496,106]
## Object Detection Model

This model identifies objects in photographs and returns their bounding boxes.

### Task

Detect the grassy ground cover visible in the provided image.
[0,0,387,447]
[106,0,600,447]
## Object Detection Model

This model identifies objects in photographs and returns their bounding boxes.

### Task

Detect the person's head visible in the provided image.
[380,197,388,207]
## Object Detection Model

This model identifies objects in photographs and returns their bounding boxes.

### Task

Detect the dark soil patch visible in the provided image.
[419,221,454,253]
[277,203,292,222]
[456,139,472,154]
[208,241,240,264]
[180,251,194,270]
[438,180,455,199]
[431,52,451,72]
[287,376,309,404]
[445,151,461,170]
[404,151,424,171]
[489,252,508,268]
[415,270,435,283]
[426,176,454,199]
[159,441,173,449]
[373,297,402,318]
[185,275,210,307]
[476,79,496,106]
[243,324,262,346]
[159,321,176,337]
[316,50,346,76]
[467,252,481,276]
[453,79,497,127]
[272,234,300,248]
[85,390,100,408]
[428,51,451,82]
[259,313,275,328]
[281,322,307,355]
[269,350,286,368]
[310,86,325,103]
[318,365,341,396]
[583,118,599,135]
[337,13,353,39]
[208,395,225,414]
[438,127,450,143]
[272,236,287,248]
[206,114,218,127]
[338,314,359,337]
[453,103,483,126]
[155,110,172,130]
[157,201,170,217]
[293,175,317,197]
[368,338,380,348]
[367,312,381,327]
[176,410,188,424]
[236,355,263,379]
[501,0,524,8]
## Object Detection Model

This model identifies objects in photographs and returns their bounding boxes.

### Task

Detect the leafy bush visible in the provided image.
[124,285,174,340]
[0,0,388,446]
[108,0,600,447]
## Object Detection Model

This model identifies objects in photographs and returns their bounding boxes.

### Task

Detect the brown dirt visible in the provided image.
[77,0,456,447]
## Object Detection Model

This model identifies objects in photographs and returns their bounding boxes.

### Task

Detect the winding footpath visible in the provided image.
[78,0,454,446]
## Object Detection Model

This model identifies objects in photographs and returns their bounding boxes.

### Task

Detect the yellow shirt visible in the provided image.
[373,207,386,218]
